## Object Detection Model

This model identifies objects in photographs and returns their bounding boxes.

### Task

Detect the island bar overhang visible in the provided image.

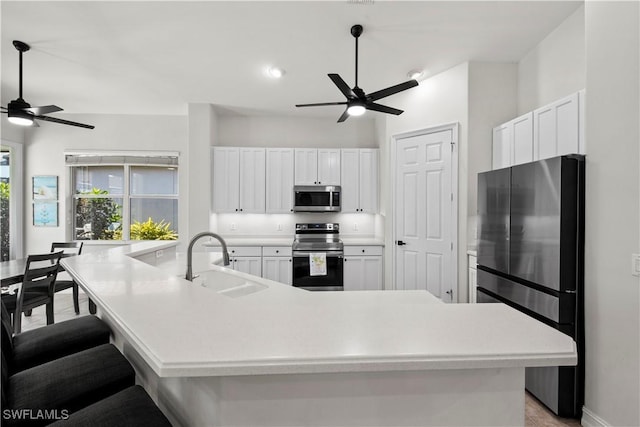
[61,241,577,426]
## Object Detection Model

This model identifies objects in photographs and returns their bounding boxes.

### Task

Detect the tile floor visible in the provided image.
[20,291,582,426]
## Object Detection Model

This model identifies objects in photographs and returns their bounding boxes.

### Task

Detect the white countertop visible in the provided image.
[203,237,384,247]
[62,241,576,378]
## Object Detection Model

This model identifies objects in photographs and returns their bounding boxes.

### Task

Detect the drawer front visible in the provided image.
[344,245,383,256]
[262,246,292,257]
[227,246,262,257]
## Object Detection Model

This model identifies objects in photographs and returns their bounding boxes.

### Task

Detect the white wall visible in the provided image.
[583,2,639,425]
[1,121,25,144]
[382,62,469,296]
[518,5,585,115]
[216,115,377,148]
[467,62,518,253]
[23,114,187,254]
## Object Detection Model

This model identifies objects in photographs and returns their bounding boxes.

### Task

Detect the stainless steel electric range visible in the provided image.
[291,223,344,291]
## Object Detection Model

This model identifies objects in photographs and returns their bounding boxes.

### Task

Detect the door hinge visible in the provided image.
[450,242,454,251]
[450,193,453,201]
[450,142,455,151]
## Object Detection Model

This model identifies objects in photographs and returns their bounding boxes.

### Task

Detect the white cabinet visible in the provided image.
[533,92,581,160]
[492,123,512,170]
[266,148,294,213]
[294,148,340,185]
[492,112,533,169]
[341,149,379,213]
[492,91,585,170]
[212,147,265,213]
[228,246,262,277]
[343,246,383,291]
[468,254,477,303]
[212,147,240,212]
[262,246,292,285]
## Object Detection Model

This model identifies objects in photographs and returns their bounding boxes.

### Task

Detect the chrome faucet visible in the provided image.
[186,232,231,281]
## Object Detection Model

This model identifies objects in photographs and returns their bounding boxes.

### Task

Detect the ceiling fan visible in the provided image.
[296,24,419,123]
[1,40,94,129]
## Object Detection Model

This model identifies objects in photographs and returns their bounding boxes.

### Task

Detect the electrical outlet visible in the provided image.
[632,254,640,277]
[230,223,237,231]
[353,223,358,231]
[277,224,282,231]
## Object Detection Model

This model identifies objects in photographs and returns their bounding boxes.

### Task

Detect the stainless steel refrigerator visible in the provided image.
[476,155,585,418]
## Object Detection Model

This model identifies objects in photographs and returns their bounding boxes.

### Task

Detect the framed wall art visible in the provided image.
[32,175,59,226]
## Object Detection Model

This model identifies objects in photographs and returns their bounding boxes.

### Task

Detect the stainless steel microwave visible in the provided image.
[293,185,341,212]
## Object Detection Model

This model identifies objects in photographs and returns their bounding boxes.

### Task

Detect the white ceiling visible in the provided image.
[1,1,582,119]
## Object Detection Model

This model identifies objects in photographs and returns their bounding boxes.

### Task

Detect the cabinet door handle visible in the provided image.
[362,249,365,253]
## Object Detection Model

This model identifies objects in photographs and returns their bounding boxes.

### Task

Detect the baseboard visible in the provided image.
[581,406,609,427]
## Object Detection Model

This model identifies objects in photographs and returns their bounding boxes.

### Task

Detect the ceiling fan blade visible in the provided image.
[296,102,348,108]
[337,109,350,123]
[367,79,419,102]
[366,102,404,115]
[35,115,95,129]
[24,105,63,115]
[328,74,355,99]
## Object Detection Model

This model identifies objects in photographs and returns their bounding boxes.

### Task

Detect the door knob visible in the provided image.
[397,240,406,246]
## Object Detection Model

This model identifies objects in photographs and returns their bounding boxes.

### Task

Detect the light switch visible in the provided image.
[632,254,640,277]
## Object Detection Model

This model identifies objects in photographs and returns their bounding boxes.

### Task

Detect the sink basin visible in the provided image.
[193,269,267,298]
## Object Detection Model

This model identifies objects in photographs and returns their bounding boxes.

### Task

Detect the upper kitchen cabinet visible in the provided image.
[341,148,379,213]
[533,91,583,160]
[294,148,340,185]
[492,112,533,169]
[212,147,265,213]
[266,148,294,213]
[492,90,585,170]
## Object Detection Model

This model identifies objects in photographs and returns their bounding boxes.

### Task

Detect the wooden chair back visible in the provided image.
[14,251,63,333]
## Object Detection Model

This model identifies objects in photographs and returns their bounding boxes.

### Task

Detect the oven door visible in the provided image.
[292,250,344,291]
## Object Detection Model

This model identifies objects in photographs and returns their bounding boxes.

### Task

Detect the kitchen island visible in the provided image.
[62,241,576,426]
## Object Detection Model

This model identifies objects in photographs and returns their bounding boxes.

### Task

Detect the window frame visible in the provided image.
[67,152,179,242]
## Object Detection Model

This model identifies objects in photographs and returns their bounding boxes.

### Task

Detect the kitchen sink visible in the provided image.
[194,269,267,298]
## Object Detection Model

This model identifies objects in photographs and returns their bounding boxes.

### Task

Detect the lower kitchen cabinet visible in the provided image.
[468,254,477,303]
[262,246,292,285]
[343,246,383,291]
[228,246,262,277]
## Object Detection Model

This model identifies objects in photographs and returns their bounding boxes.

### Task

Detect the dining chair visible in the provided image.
[50,241,84,314]
[1,251,63,333]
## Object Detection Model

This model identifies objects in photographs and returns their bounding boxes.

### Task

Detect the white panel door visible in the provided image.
[266,148,294,213]
[294,149,318,185]
[239,148,266,213]
[492,124,512,169]
[340,149,360,212]
[262,257,292,285]
[233,257,262,277]
[317,149,341,185]
[395,129,454,301]
[512,112,534,165]
[212,147,240,212]
[358,149,378,213]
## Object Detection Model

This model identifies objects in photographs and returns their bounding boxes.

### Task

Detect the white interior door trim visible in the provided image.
[390,122,459,301]
[1,139,24,259]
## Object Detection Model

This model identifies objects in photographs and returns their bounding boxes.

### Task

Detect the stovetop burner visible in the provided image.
[292,223,343,252]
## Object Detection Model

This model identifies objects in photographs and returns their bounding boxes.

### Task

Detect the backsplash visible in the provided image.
[212,213,383,238]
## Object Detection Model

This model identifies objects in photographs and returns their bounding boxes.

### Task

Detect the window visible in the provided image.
[67,153,178,241]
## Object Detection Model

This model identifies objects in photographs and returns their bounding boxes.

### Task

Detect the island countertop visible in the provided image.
[61,242,577,378]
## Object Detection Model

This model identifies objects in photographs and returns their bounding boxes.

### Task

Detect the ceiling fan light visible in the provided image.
[347,104,366,116]
[7,110,33,126]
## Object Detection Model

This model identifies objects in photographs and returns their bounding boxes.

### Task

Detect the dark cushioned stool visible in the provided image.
[49,385,172,427]
[1,301,111,374]
[3,344,134,427]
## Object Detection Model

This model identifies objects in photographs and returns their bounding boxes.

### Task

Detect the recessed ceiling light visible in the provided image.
[407,69,425,81]
[267,66,285,79]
